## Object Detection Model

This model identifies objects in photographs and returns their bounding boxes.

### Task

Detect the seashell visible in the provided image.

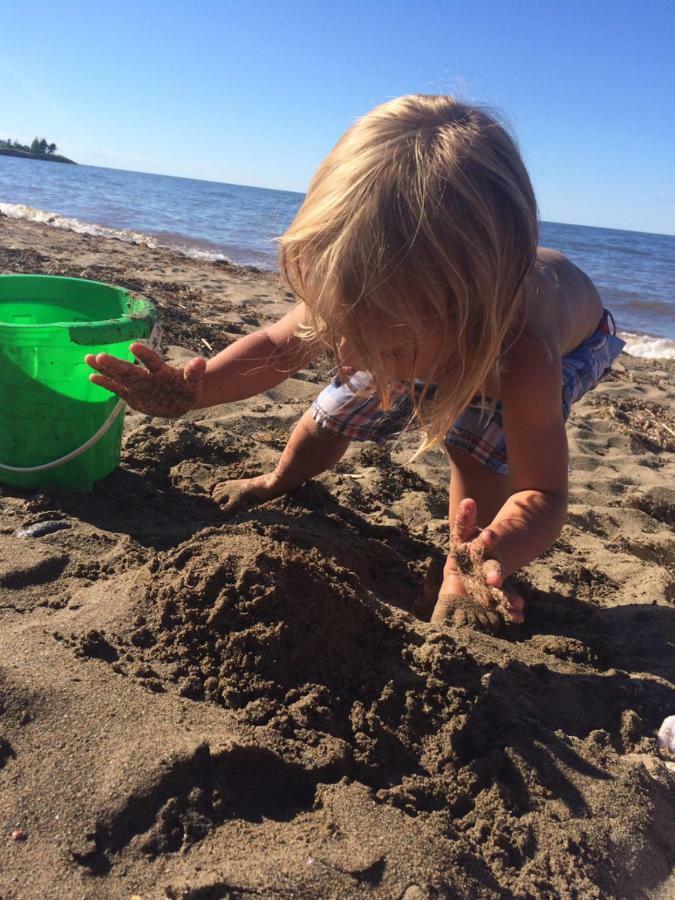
[657,715,675,756]
[14,520,69,538]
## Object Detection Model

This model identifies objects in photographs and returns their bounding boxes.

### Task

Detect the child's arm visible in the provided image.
[86,302,320,417]
[443,340,569,624]
[190,302,320,409]
[477,341,569,581]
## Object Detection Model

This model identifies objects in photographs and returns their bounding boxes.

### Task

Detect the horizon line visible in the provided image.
[2,153,674,238]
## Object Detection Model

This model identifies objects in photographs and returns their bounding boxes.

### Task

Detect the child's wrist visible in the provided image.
[186,380,206,411]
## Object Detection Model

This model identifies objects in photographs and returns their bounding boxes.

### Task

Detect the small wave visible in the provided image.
[159,240,233,264]
[619,331,675,360]
[0,201,237,265]
[182,246,232,262]
[0,201,163,249]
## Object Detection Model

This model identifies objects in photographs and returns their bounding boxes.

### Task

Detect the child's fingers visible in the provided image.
[478,526,498,554]
[88,353,148,383]
[452,543,474,576]
[482,557,503,588]
[493,584,525,624]
[99,353,155,386]
[452,498,478,545]
[474,529,500,577]
[183,356,207,383]
[129,342,165,373]
[88,372,129,397]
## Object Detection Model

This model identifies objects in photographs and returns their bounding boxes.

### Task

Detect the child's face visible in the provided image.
[338,323,445,381]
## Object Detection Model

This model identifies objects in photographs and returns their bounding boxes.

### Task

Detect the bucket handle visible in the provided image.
[0,324,162,475]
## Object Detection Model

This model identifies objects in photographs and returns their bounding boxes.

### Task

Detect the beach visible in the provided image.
[0,214,674,898]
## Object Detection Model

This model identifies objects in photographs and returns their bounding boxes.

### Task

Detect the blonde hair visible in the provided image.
[279,94,539,452]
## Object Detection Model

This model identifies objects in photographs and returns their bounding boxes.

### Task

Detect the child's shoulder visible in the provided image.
[496,248,604,398]
[519,247,604,357]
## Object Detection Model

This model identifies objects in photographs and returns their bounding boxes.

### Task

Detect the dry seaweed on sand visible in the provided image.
[588,394,675,452]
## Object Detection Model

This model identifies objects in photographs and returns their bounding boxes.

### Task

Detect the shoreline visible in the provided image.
[0,204,674,357]
[0,214,674,897]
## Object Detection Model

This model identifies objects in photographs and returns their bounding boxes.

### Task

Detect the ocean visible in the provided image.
[1,155,673,358]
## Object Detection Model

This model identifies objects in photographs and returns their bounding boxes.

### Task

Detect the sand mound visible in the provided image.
[64,518,673,895]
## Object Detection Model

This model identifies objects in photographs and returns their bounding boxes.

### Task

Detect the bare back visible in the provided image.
[525,247,604,355]
[483,248,604,400]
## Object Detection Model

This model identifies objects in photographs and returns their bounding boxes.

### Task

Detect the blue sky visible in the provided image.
[1,0,673,235]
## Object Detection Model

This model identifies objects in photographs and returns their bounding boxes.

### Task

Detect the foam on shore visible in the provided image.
[0,201,234,265]
[2,201,674,358]
[619,331,675,360]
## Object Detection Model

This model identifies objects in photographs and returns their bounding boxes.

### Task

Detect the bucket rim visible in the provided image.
[0,273,156,330]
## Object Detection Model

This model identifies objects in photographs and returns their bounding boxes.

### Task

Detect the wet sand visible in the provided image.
[0,214,674,898]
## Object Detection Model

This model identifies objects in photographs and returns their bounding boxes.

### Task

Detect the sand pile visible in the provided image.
[61,512,673,897]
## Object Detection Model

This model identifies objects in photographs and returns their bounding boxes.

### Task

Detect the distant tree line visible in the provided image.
[0,137,58,155]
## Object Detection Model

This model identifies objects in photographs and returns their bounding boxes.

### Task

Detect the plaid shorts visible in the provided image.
[311,309,625,475]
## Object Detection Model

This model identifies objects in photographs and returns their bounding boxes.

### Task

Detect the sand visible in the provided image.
[0,214,674,899]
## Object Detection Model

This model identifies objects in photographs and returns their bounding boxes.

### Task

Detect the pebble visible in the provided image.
[11,829,28,842]
[657,716,675,756]
[401,887,428,900]
[14,521,69,539]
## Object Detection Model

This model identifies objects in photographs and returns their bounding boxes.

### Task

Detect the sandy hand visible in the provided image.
[430,498,525,633]
[85,343,206,418]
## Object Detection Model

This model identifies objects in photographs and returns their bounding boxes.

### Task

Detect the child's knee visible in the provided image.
[447,444,489,475]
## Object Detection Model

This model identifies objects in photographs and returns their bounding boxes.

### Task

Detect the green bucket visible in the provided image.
[0,274,158,491]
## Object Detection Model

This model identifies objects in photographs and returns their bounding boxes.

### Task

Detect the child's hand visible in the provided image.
[85,343,207,418]
[431,498,525,632]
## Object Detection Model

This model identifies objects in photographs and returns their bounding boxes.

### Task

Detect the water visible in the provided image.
[538,221,675,358]
[1,154,673,357]
[0,155,301,269]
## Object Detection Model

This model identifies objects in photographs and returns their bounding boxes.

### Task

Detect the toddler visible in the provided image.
[86,95,625,632]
